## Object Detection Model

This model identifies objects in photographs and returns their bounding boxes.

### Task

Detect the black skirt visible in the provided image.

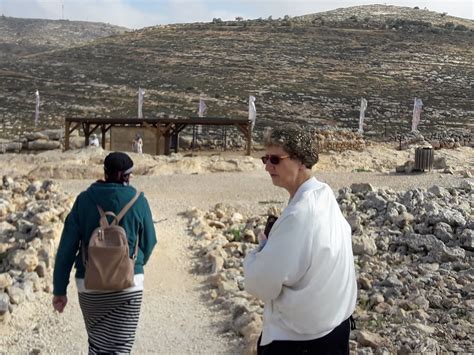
[257,317,353,355]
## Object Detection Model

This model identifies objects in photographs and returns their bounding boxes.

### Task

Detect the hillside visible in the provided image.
[0,16,129,59]
[0,5,472,139]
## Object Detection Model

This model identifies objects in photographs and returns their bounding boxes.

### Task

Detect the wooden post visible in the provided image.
[246,123,252,156]
[223,127,227,151]
[101,124,106,149]
[173,131,179,153]
[191,125,196,150]
[64,119,70,150]
[164,135,171,155]
[84,123,90,147]
[155,127,161,155]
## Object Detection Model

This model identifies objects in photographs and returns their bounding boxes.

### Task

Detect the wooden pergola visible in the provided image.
[64,116,253,155]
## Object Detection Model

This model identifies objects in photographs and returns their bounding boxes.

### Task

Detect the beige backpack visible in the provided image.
[83,191,141,291]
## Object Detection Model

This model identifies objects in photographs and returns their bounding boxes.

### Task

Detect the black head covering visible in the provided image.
[104,152,134,175]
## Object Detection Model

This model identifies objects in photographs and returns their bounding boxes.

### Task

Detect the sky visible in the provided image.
[1,0,472,29]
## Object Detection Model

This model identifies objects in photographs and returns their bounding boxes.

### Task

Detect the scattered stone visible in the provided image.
[357,330,386,349]
[6,286,25,305]
[183,181,473,353]
[0,175,72,320]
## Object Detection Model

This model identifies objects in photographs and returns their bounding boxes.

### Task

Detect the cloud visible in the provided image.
[3,0,164,28]
[59,0,162,28]
[2,0,472,28]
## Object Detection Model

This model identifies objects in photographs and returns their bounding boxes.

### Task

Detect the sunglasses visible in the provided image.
[261,155,290,165]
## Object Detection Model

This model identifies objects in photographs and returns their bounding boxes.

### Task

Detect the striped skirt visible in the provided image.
[78,290,143,354]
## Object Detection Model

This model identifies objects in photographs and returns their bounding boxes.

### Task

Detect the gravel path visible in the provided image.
[1,169,469,354]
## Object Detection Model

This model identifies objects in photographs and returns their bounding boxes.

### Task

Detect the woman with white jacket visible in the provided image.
[244,126,357,354]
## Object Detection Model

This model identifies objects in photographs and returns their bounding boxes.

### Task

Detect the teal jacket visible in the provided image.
[53,182,157,296]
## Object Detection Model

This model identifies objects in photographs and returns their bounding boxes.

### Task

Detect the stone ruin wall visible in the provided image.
[0,124,471,157]
[0,177,74,324]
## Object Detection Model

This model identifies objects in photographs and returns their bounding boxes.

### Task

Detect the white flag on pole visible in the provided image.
[138,87,145,119]
[249,95,256,128]
[412,98,423,132]
[358,98,367,134]
[35,90,40,127]
[198,98,207,117]
[196,97,207,134]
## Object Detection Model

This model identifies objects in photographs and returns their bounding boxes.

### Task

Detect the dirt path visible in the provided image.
[1,169,469,354]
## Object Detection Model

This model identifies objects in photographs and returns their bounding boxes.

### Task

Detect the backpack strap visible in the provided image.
[114,190,141,260]
[97,209,118,226]
[126,191,142,260]
[115,190,141,224]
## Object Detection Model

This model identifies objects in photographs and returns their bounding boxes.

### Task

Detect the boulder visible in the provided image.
[27,140,61,151]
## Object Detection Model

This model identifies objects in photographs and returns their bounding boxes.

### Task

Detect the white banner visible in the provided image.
[358,98,367,134]
[198,98,207,117]
[35,90,40,127]
[138,87,145,119]
[249,95,256,128]
[412,98,423,132]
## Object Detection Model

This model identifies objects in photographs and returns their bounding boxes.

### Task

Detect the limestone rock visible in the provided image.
[357,330,385,349]
[27,140,61,151]
[6,286,25,305]
[8,248,39,272]
[0,273,13,289]
[352,234,377,256]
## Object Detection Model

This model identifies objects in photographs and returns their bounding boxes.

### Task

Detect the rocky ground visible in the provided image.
[0,142,472,354]
[183,180,473,353]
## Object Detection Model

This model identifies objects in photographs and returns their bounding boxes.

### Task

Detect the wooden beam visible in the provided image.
[89,124,101,134]
[65,117,252,156]
[234,123,252,155]
[64,119,70,150]
[142,121,155,132]
[68,122,80,135]
[103,124,113,134]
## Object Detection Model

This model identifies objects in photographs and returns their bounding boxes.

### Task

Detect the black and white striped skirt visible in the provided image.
[78,290,143,354]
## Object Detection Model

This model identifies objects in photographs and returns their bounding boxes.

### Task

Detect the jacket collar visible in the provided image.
[288,176,319,205]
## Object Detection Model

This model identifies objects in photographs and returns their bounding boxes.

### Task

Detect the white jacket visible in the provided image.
[244,177,357,346]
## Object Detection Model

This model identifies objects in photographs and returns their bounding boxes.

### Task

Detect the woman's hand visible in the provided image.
[257,231,268,251]
[258,231,268,244]
[52,295,68,313]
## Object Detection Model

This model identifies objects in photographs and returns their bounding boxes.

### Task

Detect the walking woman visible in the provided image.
[52,152,157,354]
[244,126,357,354]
